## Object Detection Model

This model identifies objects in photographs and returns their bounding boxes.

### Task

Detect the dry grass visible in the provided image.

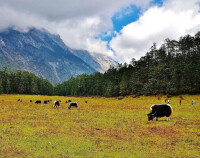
[0,94,200,157]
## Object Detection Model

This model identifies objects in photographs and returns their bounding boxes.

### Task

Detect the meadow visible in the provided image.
[0,94,200,158]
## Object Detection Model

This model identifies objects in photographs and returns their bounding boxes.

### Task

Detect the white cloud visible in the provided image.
[1,0,200,63]
[110,0,200,62]
[55,17,114,57]
[0,0,151,59]
[0,0,151,21]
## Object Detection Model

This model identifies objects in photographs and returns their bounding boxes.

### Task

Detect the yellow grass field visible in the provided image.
[0,94,200,157]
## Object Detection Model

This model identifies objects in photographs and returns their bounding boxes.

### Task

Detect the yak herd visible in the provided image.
[16,98,82,110]
[15,96,196,121]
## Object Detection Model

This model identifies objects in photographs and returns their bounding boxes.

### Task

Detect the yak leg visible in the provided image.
[166,117,170,121]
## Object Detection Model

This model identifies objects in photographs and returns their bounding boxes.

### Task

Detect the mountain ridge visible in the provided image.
[0,28,117,83]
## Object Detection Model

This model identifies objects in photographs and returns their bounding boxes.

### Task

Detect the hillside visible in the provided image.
[0,28,117,83]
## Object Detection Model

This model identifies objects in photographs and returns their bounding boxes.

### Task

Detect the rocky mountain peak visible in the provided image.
[0,28,117,83]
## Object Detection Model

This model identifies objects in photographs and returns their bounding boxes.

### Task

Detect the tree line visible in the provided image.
[55,31,200,97]
[1,31,200,97]
[0,67,53,95]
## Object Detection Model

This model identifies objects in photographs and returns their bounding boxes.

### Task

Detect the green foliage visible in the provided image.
[0,84,2,94]
[55,31,200,96]
[0,68,54,95]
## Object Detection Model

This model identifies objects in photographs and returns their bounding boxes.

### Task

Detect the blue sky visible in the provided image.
[97,5,141,42]
[99,0,164,43]
[150,0,164,7]
[112,0,164,32]
[112,5,141,33]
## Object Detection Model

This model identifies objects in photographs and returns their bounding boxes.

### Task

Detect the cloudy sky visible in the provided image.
[0,0,200,63]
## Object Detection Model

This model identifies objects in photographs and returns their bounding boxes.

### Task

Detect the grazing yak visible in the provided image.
[68,102,78,109]
[147,104,173,121]
[53,100,61,108]
[35,100,41,104]
[17,99,22,102]
[44,100,48,104]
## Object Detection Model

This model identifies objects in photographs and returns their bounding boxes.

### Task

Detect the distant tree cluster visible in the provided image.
[0,67,53,95]
[55,32,200,97]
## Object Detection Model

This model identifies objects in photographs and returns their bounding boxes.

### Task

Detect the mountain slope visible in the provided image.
[90,52,117,71]
[72,50,117,73]
[0,28,117,83]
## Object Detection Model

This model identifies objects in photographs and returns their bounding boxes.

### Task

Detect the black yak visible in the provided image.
[35,100,41,104]
[44,100,48,104]
[147,104,173,121]
[68,102,78,109]
[53,100,61,108]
